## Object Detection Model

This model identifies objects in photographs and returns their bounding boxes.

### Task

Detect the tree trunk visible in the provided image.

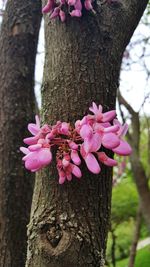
[118,91,150,228]
[26,1,149,267]
[128,206,142,267]
[130,153,150,229]
[111,228,117,267]
[0,1,42,267]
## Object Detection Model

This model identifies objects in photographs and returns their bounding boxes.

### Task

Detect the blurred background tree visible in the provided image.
[0,1,42,266]
[106,3,150,266]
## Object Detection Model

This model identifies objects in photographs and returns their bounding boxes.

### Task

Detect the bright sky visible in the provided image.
[120,16,150,114]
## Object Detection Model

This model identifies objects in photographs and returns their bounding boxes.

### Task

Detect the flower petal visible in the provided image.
[103,125,119,133]
[20,147,29,155]
[62,158,70,167]
[97,152,117,166]
[74,0,82,10]
[42,0,53,13]
[28,144,42,151]
[84,153,101,174]
[38,148,52,165]
[35,115,40,128]
[90,133,101,152]
[102,110,116,122]
[102,133,120,149]
[71,150,81,165]
[118,123,129,137]
[28,123,39,135]
[59,10,66,22]
[68,0,76,5]
[66,174,72,181]
[60,122,69,135]
[70,10,82,17]
[113,140,132,156]
[25,154,41,171]
[71,164,82,178]
[50,7,60,19]
[68,141,78,150]
[23,136,38,145]
[84,0,93,11]
[58,170,66,184]
[80,124,93,139]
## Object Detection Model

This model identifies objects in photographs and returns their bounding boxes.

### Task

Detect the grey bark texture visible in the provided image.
[0,1,42,266]
[26,1,149,267]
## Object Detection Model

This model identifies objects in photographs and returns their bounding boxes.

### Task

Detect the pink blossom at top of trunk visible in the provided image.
[41,0,117,22]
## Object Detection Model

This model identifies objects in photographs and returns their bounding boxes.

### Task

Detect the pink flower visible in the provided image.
[97,152,117,166]
[24,116,51,145]
[59,10,66,22]
[80,145,100,174]
[80,124,101,153]
[57,157,82,184]
[42,0,96,21]
[93,122,120,150]
[74,0,82,10]
[71,150,81,165]
[20,146,52,172]
[101,133,120,149]
[67,0,76,5]
[113,140,132,156]
[21,103,132,184]
[59,122,70,135]
[28,115,40,135]
[70,9,82,17]
[112,120,132,155]
[50,7,60,20]
[89,102,116,122]
[68,140,78,150]
[24,115,41,145]
[42,0,54,13]
[58,169,66,184]
[84,0,93,10]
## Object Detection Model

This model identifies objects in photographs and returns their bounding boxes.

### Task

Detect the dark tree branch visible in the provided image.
[118,95,132,142]
[118,90,140,152]
[118,90,136,116]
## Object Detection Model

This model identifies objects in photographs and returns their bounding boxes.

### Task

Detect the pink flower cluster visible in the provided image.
[20,103,132,184]
[42,0,94,22]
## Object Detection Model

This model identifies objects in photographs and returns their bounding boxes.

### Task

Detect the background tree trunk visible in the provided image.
[128,206,142,267]
[0,1,42,266]
[110,226,117,267]
[26,1,149,266]
[118,91,150,228]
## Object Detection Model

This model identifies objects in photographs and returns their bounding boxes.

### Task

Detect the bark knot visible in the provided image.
[46,226,63,248]
[11,24,20,36]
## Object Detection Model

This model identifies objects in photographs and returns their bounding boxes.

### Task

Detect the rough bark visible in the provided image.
[0,1,42,267]
[26,1,149,267]
[118,91,150,228]
[128,206,142,267]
